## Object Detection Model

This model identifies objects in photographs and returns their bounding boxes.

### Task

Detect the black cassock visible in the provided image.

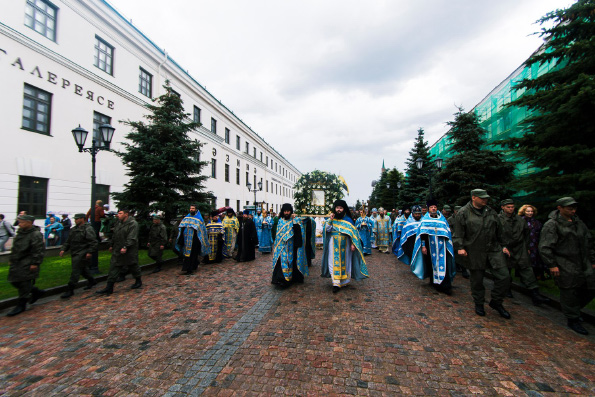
[235,218,258,262]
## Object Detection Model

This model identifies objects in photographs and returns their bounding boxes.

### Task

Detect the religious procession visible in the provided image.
[5,181,593,337]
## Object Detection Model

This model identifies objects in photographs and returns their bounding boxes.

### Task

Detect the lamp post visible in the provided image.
[246,180,263,212]
[387,181,401,213]
[415,157,443,200]
[72,123,116,214]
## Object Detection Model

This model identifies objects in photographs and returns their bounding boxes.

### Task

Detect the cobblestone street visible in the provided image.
[1,250,594,396]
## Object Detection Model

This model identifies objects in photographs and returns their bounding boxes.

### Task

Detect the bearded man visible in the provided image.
[271,204,307,287]
[395,205,423,264]
[321,200,369,293]
[235,210,258,262]
[374,207,392,253]
[175,204,210,275]
[222,208,239,258]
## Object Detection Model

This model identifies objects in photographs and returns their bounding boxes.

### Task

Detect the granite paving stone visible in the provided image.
[0,249,594,395]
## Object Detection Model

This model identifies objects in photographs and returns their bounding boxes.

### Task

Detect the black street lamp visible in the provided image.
[415,157,443,200]
[247,180,263,211]
[387,181,402,212]
[72,123,116,213]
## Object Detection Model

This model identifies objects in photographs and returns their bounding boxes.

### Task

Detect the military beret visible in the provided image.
[556,197,578,207]
[18,214,36,221]
[500,199,515,206]
[471,189,490,198]
[73,213,86,219]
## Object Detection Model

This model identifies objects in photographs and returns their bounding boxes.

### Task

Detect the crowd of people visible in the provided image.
[3,191,594,336]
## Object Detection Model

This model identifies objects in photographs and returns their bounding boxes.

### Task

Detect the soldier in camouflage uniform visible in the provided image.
[539,197,595,335]
[498,199,550,305]
[454,189,512,319]
[59,213,98,298]
[96,209,142,295]
[6,214,45,316]
[148,215,167,273]
[448,205,469,279]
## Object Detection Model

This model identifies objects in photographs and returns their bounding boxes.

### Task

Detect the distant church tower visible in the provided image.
[381,159,387,174]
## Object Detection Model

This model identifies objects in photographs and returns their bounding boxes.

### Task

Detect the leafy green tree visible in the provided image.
[503,0,595,226]
[434,108,515,206]
[112,81,213,231]
[399,128,435,206]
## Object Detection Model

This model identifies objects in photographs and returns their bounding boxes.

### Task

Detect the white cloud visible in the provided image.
[108,0,574,203]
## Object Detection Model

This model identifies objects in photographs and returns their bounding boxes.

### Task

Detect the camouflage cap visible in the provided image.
[454,206,462,211]
[18,214,36,222]
[556,197,578,207]
[73,213,86,219]
[500,199,514,206]
[442,205,452,211]
[471,189,489,198]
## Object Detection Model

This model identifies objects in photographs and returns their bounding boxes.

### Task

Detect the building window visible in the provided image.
[266,180,269,192]
[171,89,181,98]
[260,152,263,162]
[245,142,249,154]
[93,111,111,148]
[245,172,249,186]
[25,0,57,41]
[236,135,240,150]
[139,67,152,98]
[211,118,217,134]
[211,159,216,178]
[22,84,52,135]
[193,106,201,123]
[236,200,240,213]
[225,128,230,144]
[96,184,110,206]
[266,156,269,166]
[18,176,48,218]
[253,147,256,158]
[236,168,240,185]
[225,164,230,182]
[94,36,114,75]
[225,198,230,207]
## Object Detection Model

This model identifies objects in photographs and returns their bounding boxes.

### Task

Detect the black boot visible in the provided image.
[96,282,114,295]
[29,287,44,304]
[489,301,511,319]
[7,299,28,317]
[461,268,470,279]
[475,304,485,316]
[506,290,514,298]
[531,289,551,306]
[151,265,162,274]
[332,286,340,293]
[60,288,74,299]
[568,318,589,335]
[130,278,142,289]
[116,275,125,282]
[83,277,96,290]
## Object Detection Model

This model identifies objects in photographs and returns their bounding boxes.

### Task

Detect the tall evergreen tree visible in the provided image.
[369,167,403,210]
[434,107,515,206]
[503,0,595,226]
[112,81,213,227]
[399,128,434,206]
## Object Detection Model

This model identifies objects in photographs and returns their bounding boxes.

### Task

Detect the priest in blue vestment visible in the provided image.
[355,208,373,255]
[175,204,210,275]
[254,210,263,247]
[392,207,411,245]
[271,204,307,288]
[394,205,423,264]
[258,209,273,253]
[321,200,368,293]
[409,201,456,295]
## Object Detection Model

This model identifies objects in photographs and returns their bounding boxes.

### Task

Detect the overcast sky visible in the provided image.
[108,0,572,204]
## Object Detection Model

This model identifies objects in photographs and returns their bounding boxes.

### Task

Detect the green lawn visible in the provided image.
[512,275,595,312]
[0,250,176,301]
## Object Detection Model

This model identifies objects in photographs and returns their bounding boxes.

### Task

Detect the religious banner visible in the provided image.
[293,170,348,215]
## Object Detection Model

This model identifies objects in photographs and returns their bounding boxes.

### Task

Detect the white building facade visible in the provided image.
[0,0,300,222]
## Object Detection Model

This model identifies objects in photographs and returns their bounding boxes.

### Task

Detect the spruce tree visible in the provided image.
[504,0,595,226]
[112,81,213,227]
[399,128,434,206]
[434,108,515,206]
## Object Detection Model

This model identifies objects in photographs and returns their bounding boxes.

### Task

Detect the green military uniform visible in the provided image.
[148,220,167,269]
[454,199,510,309]
[539,208,595,323]
[96,215,141,295]
[61,218,97,294]
[498,211,539,290]
[7,221,45,316]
